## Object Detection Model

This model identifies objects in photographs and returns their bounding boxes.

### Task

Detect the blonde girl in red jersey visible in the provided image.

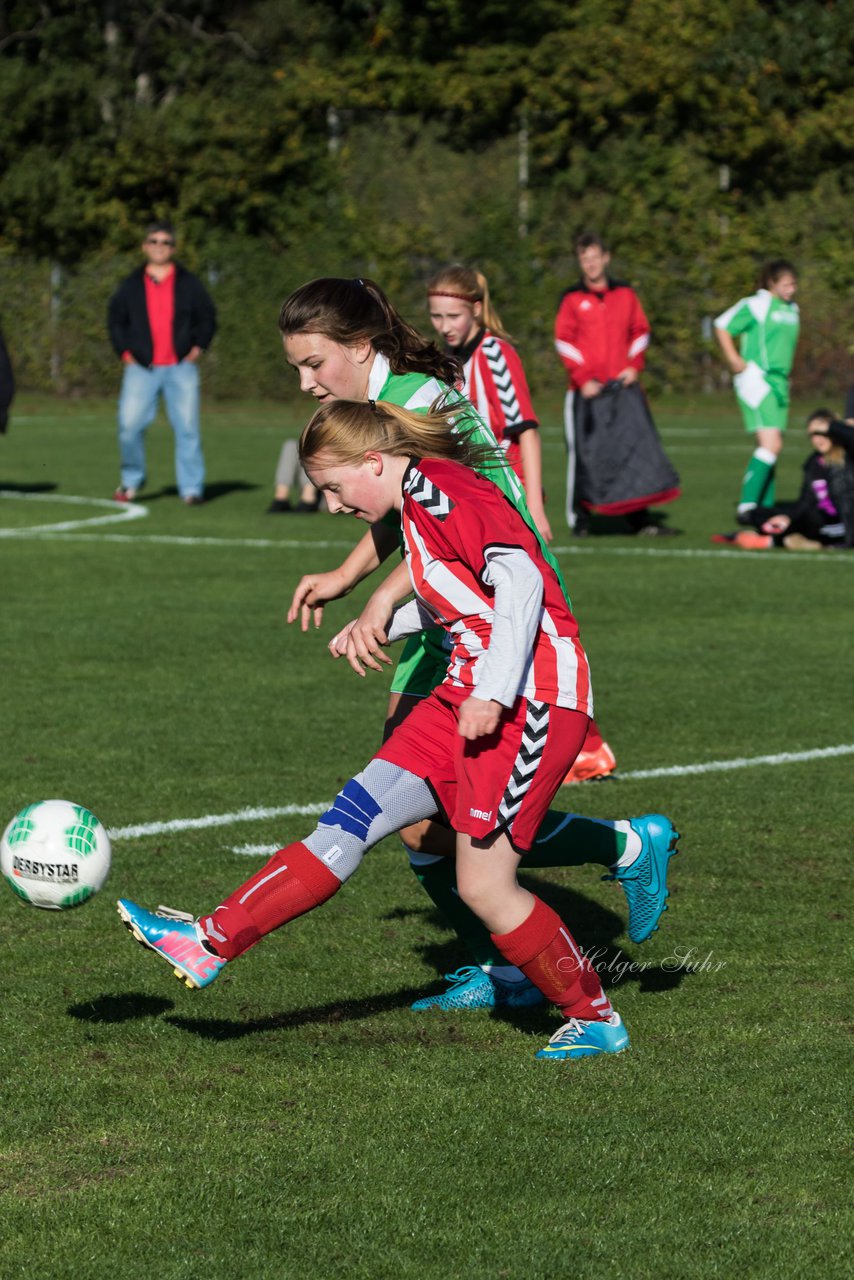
[278,278,677,1014]
[427,264,618,786]
[426,265,551,542]
[117,397,630,1062]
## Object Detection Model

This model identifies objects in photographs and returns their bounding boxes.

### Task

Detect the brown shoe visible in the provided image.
[782,532,822,551]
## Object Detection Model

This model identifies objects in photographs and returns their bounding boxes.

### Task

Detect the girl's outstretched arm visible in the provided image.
[329,560,418,676]
[287,521,400,631]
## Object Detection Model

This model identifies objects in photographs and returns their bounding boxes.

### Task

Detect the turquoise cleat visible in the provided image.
[605,814,680,943]
[536,1013,630,1061]
[411,965,545,1011]
[117,898,226,990]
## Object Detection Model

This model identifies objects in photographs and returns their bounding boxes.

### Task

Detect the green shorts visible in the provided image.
[733,362,790,433]
[390,627,449,698]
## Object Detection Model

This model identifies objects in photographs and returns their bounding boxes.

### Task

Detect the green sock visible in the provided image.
[409,855,504,969]
[524,811,629,869]
[739,447,776,509]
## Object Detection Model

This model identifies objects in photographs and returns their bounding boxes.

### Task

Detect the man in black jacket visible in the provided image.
[107,221,216,504]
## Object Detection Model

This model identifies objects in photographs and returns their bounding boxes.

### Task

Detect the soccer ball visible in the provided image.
[0,800,111,910]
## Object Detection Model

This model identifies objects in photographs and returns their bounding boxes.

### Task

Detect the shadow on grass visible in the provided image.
[141,480,259,503]
[583,512,682,537]
[0,481,58,493]
[410,876,688,1012]
[162,882,688,1043]
[67,992,175,1022]
[164,986,434,1041]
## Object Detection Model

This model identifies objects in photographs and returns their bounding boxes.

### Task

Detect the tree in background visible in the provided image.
[0,0,851,394]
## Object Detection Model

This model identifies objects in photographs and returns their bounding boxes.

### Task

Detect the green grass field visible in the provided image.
[1,392,850,1279]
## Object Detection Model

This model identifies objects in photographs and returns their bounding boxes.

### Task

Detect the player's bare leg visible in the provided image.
[455,832,629,1061]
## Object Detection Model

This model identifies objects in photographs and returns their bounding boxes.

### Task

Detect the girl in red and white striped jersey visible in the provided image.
[277,279,675,1011]
[117,396,630,1060]
[427,265,617,786]
[300,397,626,1058]
[427,265,551,542]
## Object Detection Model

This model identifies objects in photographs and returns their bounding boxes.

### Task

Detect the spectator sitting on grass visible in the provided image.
[267,438,324,513]
[713,408,854,550]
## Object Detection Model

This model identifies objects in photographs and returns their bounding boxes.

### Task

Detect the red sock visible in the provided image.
[199,842,341,961]
[582,717,604,753]
[491,896,612,1022]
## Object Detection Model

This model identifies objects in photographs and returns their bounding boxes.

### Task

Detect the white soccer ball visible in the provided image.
[0,799,111,910]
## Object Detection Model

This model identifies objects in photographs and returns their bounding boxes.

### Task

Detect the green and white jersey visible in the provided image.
[714,290,800,378]
[368,353,572,605]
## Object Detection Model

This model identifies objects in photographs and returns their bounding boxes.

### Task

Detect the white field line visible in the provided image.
[552,545,854,562]
[104,743,854,851]
[4,527,852,562]
[108,802,327,841]
[3,491,850,560]
[0,490,148,535]
[617,742,854,780]
[14,532,356,550]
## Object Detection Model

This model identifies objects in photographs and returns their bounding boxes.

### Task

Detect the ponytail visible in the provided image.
[279,277,461,387]
[299,395,504,475]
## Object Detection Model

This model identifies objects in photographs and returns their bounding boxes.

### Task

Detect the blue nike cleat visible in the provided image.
[604,814,680,943]
[117,898,226,989]
[535,1012,630,1061]
[411,965,545,1011]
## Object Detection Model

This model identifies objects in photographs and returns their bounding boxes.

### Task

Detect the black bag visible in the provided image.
[576,381,680,515]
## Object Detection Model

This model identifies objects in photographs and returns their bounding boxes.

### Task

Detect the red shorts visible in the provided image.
[376,687,589,852]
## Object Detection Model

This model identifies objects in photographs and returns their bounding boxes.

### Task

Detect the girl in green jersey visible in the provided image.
[714,259,800,521]
[278,277,678,1011]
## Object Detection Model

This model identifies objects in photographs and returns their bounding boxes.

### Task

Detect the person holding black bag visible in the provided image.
[554,233,680,535]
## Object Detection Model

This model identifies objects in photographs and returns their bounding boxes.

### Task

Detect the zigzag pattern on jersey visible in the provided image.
[404,468,455,521]
[498,700,550,826]
[482,336,523,427]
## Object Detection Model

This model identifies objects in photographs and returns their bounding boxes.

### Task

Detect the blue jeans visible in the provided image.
[117,361,204,498]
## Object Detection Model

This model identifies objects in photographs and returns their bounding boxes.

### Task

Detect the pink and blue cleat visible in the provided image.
[117,898,225,989]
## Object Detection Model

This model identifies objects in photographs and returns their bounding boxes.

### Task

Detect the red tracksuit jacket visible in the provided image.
[554,279,650,391]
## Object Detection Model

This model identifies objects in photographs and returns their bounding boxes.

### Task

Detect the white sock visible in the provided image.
[613,821,642,870]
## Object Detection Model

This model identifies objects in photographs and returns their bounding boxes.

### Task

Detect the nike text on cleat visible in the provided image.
[562,741,617,785]
[604,814,680,943]
[410,966,545,1011]
[116,898,226,989]
[535,1013,630,1061]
